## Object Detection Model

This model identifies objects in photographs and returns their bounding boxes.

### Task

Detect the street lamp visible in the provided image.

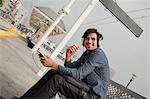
[126,74,137,88]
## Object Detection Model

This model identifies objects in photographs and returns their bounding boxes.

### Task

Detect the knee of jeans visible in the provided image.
[53,74,64,82]
[53,74,62,78]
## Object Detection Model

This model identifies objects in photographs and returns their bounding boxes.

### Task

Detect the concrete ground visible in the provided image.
[0,37,42,98]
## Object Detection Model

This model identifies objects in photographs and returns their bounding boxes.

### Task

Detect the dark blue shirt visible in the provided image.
[57,48,110,98]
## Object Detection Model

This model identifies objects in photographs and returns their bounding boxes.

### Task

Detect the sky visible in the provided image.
[21,0,150,98]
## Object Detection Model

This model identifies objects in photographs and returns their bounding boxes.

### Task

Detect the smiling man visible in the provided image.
[19,28,110,99]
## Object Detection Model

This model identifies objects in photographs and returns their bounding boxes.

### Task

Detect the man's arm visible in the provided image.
[57,51,102,80]
[38,45,80,69]
[64,45,80,68]
[64,59,81,68]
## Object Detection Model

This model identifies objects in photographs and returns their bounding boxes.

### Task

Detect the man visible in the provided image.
[20,28,110,99]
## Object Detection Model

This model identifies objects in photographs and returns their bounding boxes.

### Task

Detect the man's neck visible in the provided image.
[86,48,97,54]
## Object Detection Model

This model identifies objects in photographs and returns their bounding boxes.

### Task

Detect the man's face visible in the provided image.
[83,33,97,50]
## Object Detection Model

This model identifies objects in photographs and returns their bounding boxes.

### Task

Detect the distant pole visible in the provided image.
[126,74,136,88]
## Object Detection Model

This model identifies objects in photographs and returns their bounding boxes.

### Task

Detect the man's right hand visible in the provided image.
[66,45,79,61]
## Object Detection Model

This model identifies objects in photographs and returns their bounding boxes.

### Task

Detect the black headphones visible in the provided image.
[82,28,103,47]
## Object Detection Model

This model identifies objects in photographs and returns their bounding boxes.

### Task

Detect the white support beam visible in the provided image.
[31,0,76,53]
[37,0,99,76]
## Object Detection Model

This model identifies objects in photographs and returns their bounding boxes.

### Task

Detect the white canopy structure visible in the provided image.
[29,6,66,36]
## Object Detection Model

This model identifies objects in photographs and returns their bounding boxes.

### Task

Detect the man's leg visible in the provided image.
[20,70,90,99]
[50,75,91,99]
[20,69,59,98]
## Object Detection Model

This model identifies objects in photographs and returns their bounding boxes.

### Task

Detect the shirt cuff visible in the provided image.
[57,65,65,72]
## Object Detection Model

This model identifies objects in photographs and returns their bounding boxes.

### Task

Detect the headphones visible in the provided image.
[82,28,103,47]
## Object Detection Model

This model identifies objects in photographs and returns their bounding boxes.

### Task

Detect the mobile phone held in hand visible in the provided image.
[39,53,44,57]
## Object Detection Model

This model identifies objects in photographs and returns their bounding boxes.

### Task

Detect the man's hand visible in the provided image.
[66,45,79,61]
[39,55,58,69]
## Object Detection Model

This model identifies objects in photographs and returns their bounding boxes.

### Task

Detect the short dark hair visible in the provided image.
[82,28,103,47]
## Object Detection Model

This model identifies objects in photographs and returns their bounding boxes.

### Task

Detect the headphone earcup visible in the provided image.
[99,40,102,47]
[97,35,103,47]
[82,38,84,46]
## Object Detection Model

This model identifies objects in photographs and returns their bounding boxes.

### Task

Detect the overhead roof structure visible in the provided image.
[99,0,143,37]
[29,6,66,36]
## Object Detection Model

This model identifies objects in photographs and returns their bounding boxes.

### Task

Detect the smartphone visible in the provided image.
[39,53,44,57]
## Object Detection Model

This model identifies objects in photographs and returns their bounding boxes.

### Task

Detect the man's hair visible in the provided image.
[82,28,103,47]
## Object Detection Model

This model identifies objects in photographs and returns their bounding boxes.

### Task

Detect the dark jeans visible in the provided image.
[19,69,91,99]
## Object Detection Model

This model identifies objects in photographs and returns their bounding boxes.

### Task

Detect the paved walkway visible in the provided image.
[0,38,41,98]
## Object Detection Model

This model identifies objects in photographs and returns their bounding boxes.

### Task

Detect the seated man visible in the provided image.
[19,28,110,99]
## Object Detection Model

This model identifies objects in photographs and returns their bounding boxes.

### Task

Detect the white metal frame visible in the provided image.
[31,0,76,53]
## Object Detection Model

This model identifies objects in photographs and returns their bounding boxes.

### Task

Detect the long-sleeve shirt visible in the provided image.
[57,48,110,98]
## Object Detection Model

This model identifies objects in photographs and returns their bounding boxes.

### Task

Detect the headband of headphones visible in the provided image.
[82,28,103,47]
